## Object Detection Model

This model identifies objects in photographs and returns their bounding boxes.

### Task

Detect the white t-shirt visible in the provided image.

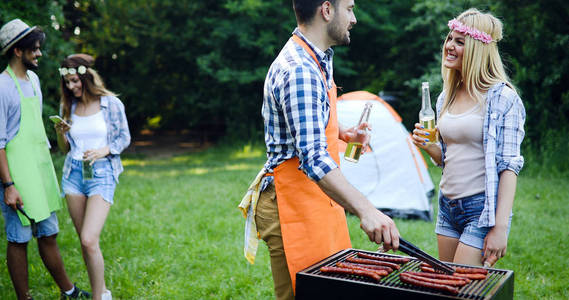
[69,111,108,160]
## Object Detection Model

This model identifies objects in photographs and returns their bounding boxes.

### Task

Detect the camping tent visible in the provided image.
[337,91,435,221]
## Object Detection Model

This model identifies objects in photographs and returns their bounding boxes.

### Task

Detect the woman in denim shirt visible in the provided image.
[412,9,525,267]
[54,54,130,300]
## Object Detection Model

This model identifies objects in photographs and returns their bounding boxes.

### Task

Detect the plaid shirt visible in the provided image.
[262,28,337,181]
[436,82,526,227]
[62,95,131,183]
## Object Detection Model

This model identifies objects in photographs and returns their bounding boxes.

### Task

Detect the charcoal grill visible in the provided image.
[296,249,513,300]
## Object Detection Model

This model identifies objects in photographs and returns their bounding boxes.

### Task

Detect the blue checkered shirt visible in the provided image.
[262,28,338,182]
[62,95,131,183]
[436,82,526,227]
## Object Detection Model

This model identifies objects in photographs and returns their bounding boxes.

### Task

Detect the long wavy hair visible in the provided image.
[59,53,116,121]
[441,8,515,114]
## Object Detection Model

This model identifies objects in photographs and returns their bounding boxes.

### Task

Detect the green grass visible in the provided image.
[1,144,568,299]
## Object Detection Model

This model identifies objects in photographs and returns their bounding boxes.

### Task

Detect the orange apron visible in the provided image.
[273,35,352,292]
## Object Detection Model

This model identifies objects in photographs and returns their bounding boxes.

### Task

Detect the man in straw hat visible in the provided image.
[0,19,91,299]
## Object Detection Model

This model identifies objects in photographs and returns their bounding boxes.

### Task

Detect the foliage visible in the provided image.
[0,0,74,139]
[0,0,567,171]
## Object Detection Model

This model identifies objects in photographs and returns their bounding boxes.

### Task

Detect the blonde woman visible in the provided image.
[412,9,525,267]
[54,54,130,300]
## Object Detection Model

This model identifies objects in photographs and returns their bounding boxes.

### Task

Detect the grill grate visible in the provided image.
[296,249,514,300]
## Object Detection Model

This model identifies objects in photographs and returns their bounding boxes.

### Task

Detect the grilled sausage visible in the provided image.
[404,271,471,284]
[336,262,389,277]
[401,272,468,287]
[346,257,400,270]
[338,261,393,273]
[454,266,488,275]
[356,252,411,264]
[453,273,488,280]
[420,262,487,275]
[320,266,381,281]
[421,266,487,280]
[399,273,459,295]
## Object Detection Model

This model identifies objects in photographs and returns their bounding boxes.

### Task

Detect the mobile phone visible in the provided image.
[49,115,65,124]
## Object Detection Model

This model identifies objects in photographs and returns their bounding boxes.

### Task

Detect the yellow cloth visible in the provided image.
[238,168,266,264]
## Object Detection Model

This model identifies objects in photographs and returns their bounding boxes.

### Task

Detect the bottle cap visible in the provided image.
[422,82,429,89]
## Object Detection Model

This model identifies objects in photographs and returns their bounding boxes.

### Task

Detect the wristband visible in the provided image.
[2,181,14,188]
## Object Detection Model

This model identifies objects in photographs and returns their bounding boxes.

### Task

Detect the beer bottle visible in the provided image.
[419,82,437,144]
[344,102,372,163]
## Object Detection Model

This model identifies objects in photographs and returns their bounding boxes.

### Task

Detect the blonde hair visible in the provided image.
[60,54,116,121]
[441,8,515,114]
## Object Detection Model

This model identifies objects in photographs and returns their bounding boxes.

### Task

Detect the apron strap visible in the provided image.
[291,35,331,90]
[5,65,37,98]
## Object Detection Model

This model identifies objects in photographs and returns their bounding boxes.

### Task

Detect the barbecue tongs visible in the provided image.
[398,237,454,274]
[16,205,38,237]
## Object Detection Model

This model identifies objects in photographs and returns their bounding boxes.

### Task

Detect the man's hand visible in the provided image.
[340,122,371,153]
[359,208,400,252]
[4,185,23,210]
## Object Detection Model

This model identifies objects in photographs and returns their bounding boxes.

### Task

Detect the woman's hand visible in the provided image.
[411,123,436,150]
[83,146,110,165]
[54,120,71,135]
[482,225,508,267]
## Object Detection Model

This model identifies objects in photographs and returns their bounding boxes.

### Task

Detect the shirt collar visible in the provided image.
[292,28,334,66]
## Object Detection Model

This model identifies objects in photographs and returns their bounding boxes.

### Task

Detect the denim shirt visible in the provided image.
[436,82,526,227]
[62,95,131,183]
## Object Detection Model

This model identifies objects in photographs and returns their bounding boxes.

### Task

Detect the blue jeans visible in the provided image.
[0,197,59,243]
[61,158,117,204]
[435,192,511,250]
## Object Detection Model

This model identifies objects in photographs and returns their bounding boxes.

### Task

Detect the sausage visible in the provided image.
[404,271,471,284]
[420,262,487,275]
[399,273,459,295]
[336,262,389,277]
[320,266,381,281]
[346,257,401,270]
[356,252,411,264]
[454,266,488,275]
[421,266,487,280]
[400,272,468,287]
[453,273,488,280]
[338,261,393,273]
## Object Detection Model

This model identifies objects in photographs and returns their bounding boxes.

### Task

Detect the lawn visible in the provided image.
[1,144,568,299]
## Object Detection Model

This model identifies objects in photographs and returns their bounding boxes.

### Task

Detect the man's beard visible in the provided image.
[22,56,38,70]
[327,19,350,46]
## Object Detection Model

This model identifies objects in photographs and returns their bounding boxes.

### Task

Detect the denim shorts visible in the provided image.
[61,158,116,205]
[435,192,511,250]
[0,197,59,243]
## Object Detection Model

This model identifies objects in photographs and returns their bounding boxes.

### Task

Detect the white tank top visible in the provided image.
[69,111,108,161]
[438,104,486,199]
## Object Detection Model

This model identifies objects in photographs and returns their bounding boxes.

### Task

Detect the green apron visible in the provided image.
[5,66,61,225]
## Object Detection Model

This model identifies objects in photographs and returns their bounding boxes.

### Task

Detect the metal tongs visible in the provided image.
[16,205,38,237]
[398,237,454,274]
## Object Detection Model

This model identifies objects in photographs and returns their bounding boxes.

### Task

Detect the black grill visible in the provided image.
[296,249,514,300]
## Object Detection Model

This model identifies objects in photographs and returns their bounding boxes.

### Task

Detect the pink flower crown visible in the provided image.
[448,19,493,44]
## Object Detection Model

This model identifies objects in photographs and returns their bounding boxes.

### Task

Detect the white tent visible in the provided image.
[337,91,434,220]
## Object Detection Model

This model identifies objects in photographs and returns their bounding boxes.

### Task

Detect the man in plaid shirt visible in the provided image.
[254,1,400,298]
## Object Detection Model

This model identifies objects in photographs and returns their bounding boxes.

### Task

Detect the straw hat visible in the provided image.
[0,19,37,55]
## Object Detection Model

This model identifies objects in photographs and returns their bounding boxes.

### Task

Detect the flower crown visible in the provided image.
[448,19,493,44]
[59,65,87,76]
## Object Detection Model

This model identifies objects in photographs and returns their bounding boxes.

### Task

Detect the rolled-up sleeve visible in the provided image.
[108,98,131,155]
[496,91,526,175]
[280,65,337,181]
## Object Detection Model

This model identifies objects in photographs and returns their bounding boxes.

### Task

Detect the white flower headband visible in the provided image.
[59,65,87,76]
